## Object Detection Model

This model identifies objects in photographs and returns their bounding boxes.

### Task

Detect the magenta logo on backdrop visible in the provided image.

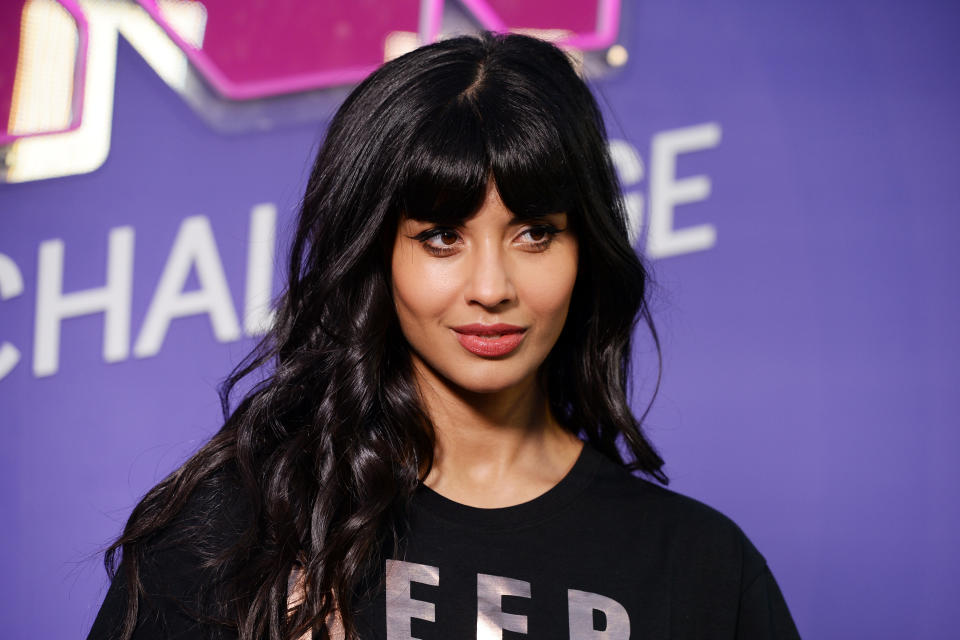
[0,0,623,184]
[0,0,88,146]
[136,0,620,100]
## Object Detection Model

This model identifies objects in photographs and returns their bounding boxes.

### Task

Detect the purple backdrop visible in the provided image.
[1,1,958,638]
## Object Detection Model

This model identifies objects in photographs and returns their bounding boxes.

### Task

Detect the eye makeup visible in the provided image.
[410,222,566,257]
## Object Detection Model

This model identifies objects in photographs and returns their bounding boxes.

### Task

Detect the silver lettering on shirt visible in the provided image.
[385,559,440,640]
[477,573,531,639]
[567,589,631,639]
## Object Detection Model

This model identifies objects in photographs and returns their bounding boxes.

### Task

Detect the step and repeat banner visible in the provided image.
[1,1,958,638]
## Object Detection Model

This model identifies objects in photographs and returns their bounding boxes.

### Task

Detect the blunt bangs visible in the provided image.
[398,98,488,225]
[482,87,579,221]
[396,75,579,227]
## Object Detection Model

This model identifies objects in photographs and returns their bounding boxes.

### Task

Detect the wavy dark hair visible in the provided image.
[102,31,666,640]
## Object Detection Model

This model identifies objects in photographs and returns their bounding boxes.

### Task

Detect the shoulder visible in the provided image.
[588,454,799,639]
[88,468,255,639]
[139,465,254,560]
[585,445,740,530]
[582,447,768,581]
[139,466,256,590]
[173,466,254,537]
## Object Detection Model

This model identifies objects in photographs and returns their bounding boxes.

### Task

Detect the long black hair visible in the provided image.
[103,31,665,640]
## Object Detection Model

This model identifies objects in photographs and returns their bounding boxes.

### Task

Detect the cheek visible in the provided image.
[516,248,579,330]
[391,245,460,328]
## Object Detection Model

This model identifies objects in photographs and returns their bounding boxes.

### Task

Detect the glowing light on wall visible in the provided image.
[1,0,88,145]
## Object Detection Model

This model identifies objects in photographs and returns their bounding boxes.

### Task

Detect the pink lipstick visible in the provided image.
[451,323,526,357]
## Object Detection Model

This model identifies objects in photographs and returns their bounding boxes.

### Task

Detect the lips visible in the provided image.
[451,323,526,357]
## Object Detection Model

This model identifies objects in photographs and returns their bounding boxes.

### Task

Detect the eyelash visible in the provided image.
[412,224,563,257]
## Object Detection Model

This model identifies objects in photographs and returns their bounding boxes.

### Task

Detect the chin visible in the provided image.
[444,363,538,395]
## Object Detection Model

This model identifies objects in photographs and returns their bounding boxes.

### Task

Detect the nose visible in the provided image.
[464,240,516,309]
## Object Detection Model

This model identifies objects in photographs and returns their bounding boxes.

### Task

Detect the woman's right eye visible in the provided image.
[413,228,462,256]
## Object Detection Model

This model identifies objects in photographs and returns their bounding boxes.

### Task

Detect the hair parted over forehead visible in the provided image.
[394,37,588,224]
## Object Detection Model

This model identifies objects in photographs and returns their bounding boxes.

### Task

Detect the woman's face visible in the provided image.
[391,182,578,395]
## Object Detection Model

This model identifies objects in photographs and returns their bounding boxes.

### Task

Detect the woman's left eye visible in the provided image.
[516,225,561,250]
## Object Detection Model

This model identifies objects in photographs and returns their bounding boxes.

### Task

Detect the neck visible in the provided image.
[412,355,583,508]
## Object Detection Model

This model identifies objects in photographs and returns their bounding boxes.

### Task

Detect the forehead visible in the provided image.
[467,182,511,222]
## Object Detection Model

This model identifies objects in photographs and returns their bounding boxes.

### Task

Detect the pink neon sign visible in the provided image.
[0,0,621,149]
[135,0,621,100]
[0,0,88,145]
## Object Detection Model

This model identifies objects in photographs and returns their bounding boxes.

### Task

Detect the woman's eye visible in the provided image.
[433,231,459,246]
[414,228,462,255]
[516,225,560,250]
[409,224,562,256]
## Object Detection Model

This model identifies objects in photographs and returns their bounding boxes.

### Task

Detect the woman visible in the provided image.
[88,32,799,639]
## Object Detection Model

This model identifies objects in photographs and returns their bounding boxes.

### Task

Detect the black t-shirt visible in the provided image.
[88,445,800,639]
